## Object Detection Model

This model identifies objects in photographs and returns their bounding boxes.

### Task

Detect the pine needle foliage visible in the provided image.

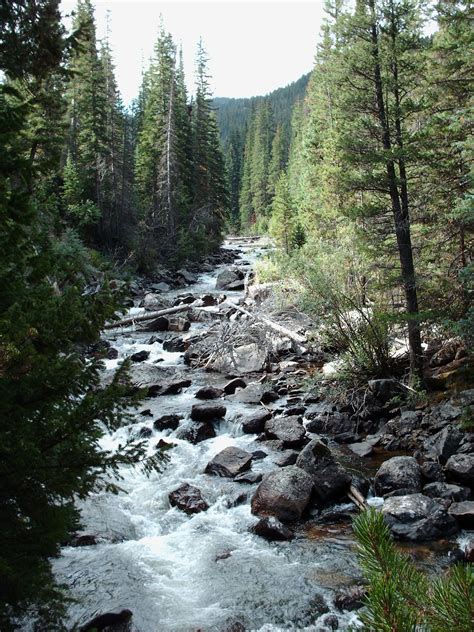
[353,508,474,631]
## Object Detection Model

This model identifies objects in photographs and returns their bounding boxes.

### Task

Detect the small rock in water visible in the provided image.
[251,449,268,461]
[163,336,186,352]
[71,534,98,547]
[223,377,247,394]
[448,500,474,529]
[205,447,253,478]
[265,416,306,449]
[168,483,209,514]
[423,481,470,502]
[295,438,351,502]
[251,516,295,541]
[321,614,339,630]
[79,609,133,631]
[154,414,181,431]
[347,440,374,458]
[334,586,367,612]
[191,402,227,422]
[234,471,263,484]
[130,349,150,362]
[242,409,272,434]
[274,450,299,467]
[194,386,224,400]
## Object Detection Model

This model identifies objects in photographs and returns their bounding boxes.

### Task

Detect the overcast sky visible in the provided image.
[60,1,324,104]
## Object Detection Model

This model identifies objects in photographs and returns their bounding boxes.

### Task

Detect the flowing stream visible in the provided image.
[54,239,366,632]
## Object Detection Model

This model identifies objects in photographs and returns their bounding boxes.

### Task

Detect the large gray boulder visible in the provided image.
[176,421,216,444]
[374,456,422,497]
[295,438,351,502]
[215,268,245,291]
[445,454,474,487]
[251,465,313,522]
[213,343,268,374]
[250,516,294,541]
[422,482,470,502]
[448,501,474,529]
[241,409,272,434]
[101,364,191,397]
[265,415,306,449]
[205,447,252,478]
[382,493,458,541]
[424,425,463,463]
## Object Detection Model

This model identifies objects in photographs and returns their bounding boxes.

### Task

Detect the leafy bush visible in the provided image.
[353,508,473,631]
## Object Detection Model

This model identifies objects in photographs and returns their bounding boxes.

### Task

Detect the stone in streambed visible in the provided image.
[205,447,252,478]
[382,493,458,541]
[223,377,247,394]
[168,483,209,514]
[194,386,224,400]
[251,516,294,541]
[265,415,306,449]
[177,421,216,444]
[242,409,272,434]
[163,336,187,352]
[234,471,263,484]
[445,454,474,487]
[130,349,150,362]
[191,402,227,422]
[79,609,133,632]
[295,438,351,503]
[423,482,470,502]
[154,414,181,431]
[251,465,313,522]
[448,501,474,529]
[374,456,422,497]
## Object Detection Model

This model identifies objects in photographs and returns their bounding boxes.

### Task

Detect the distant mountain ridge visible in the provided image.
[214,72,311,148]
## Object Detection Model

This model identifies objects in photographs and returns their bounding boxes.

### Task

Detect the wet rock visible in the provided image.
[221,621,246,632]
[234,471,263,484]
[168,483,209,514]
[347,441,374,458]
[150,281,170,293]
[424,425,463,463]
[274,450,299,467]
[163,336,186,353]
[177,268,198,284]
[137,426,152,438]
[374,456,422,497]
[382,494,458,541]
[423,482,470,502]
[334,586,367,612]
[242,409,272,434]
[265,416,306,449]
[168,317,191,333]
[251,449,268,461]
[177,421,216,444]
[79,609,133,632]
[156,439,176,451]
[215,550,232,561]
[228,383,268,405]
[320,614,339,630]
[251,465,313,522]
[195,386,224,400]
[448,501,474,529]
[285,405,306,417]
[223,377,247,394]
[216,267,245,290]
[191,402,227,422]
[295,438,351,503]
[143,315,169,331]
[147,335,163,345]
[307,594,330,616]
[214,343,268,374]
[71,534,98,547]
[160,377,192,395]
[445,454,474,487]
[420,461,446,483]
[102,364,191,397]
[251,516,294,541]
[154,414,181,431]
[140,408,153,417]
[205,447,253,478]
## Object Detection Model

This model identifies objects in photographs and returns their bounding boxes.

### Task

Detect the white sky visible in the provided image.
[60,1,324,104]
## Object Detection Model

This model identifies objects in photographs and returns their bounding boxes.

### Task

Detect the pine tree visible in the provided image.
[267,123,287,201]
[269,171,297,254]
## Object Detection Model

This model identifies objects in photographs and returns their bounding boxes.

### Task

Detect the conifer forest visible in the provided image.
[0,1,472,631]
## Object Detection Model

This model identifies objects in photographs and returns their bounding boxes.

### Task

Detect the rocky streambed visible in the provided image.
[54,237,473,632]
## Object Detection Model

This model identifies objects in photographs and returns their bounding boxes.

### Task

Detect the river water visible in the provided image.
[53,239,364,632]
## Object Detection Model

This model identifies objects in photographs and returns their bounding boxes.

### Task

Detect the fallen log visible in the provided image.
[223,301,307,347]
[347,484,367,511]
[104,304,192,330]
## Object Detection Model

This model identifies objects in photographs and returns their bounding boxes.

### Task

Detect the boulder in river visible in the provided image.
[215,267,245,291]
[242,409,272,434]
[205,447,252,478]
[295,438,351,502]
[234,471,263,484]
[448,501,474,529]
[382,493,458,541]
[79,609,133,631]
[251,465,313,522]
[101,364,191,397]
[163,336,187,353]
[228,383,272,405]
[422,481,470,502]
[194,386,224,400]
[213,343,268,374]
[374,456,422,497]
[191,402,227,422]
[223,377,247,394]
[154,414,181,431]
[250,516,294,541]
[265,415,306,449]
[424,425,463,463]
[130,349,150,362]
[445,453,474,487]
[177,421,216,444]
[168,483,209,514]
